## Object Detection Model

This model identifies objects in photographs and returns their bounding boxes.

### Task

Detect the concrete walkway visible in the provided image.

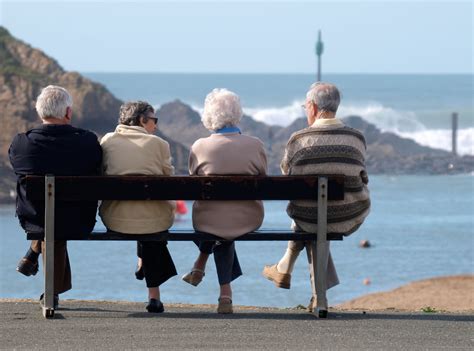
[0,300,473,350]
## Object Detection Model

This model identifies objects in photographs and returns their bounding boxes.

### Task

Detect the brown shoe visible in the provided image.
[182,268,205,287]
[217,296,233,314]
[262,264,291,289]
[16,257,39,277]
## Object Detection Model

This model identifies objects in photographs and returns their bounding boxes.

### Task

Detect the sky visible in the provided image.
[0,0,472,74]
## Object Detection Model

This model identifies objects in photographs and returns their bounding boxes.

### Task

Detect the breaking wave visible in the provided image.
[189,101,473,156]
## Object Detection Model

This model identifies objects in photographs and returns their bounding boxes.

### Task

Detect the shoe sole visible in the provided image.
[16,266,38,277]
[146,306,164,313]
[181,271,204,287]
[262,272,290,289]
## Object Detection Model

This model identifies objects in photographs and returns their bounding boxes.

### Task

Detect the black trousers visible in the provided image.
[195,240,242,285]
[137,241,177,288]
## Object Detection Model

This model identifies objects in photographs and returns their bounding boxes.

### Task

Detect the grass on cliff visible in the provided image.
[0,26,45,81]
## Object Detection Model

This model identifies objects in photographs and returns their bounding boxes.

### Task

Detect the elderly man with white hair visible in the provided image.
[182,88,267,314]
[9,85,102,308]
[263,82,371,312]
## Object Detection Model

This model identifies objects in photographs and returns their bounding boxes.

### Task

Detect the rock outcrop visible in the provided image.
[0,27,189,202]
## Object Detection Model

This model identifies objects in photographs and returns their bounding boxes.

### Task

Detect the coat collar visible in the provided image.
[311,117,343,128]
[114,124,149,134]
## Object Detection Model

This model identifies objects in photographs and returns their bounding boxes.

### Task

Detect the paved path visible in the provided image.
[1,300,473,350]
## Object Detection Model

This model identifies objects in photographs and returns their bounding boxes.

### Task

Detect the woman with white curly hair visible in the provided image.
[182,88,267,314]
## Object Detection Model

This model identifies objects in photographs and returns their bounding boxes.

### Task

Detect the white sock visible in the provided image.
[276,247,301,274]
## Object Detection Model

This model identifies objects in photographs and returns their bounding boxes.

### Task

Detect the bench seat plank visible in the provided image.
[27,230,343,241]
[26,175,344,201]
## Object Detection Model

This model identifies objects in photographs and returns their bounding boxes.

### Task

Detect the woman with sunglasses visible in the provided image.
[99,101,177,313]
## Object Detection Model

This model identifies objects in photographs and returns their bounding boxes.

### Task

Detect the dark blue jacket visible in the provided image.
[9,124,102,239]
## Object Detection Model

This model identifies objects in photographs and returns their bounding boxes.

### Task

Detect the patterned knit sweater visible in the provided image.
[281,118,370,235]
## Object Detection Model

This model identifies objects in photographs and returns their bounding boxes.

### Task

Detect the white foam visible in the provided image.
[244,101,304,126]
[337,102,427,133]
[187,101,474,156]
[399,128,474,156]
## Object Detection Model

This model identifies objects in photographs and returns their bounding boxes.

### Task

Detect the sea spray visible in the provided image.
[193,101,474,155]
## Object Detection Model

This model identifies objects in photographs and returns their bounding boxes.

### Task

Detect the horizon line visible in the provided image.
[80,71,474,76]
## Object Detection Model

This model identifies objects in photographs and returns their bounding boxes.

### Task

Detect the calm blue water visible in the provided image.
[1,175,473,307]
[84,73,474,155]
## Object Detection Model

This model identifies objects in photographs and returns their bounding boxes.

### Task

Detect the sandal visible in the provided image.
[217,296,233,314]
[181,268,205,287]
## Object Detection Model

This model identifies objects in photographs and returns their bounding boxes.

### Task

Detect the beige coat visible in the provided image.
[189,132,267,239]
[99,125,175,234]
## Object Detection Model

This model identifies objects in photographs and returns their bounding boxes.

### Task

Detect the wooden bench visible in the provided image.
[25,175,345,319]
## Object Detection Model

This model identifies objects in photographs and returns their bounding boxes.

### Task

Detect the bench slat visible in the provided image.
[25,175,345,201]
[26,230,343,241]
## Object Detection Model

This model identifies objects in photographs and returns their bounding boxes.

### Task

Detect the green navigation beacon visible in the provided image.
[315,30,324,82]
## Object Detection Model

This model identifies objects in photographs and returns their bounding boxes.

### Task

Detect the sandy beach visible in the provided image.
[335,275,473,313]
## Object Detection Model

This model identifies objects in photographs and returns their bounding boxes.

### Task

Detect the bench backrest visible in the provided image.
[25,175,345,201]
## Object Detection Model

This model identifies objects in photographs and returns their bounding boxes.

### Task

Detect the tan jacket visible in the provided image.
[189,132,267,239]
[99,125,175,234]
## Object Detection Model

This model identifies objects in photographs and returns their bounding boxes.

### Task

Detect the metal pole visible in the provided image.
[43,175,55,318]
[452,112,458,156]
[315,30,324,82]
[314,176,328,318]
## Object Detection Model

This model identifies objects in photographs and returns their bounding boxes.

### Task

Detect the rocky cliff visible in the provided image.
[0,27,189,202]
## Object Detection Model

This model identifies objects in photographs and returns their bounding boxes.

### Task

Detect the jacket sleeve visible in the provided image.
[91,134,103,176]
[257,141,268,176]
[188,142,199,176]
[280,145,291,175]
[8,134,20,174]
[160,141,174,176]
[359,135,369,184]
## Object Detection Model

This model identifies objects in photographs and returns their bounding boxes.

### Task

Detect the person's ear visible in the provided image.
[311,101,318,116]
[139,116,146,127]
[64,107,72,122]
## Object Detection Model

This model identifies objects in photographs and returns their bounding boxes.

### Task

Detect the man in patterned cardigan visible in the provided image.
[263,82,370,310]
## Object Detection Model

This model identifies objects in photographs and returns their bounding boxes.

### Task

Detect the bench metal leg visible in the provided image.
[314,177,328,318]
[43,175,55,319]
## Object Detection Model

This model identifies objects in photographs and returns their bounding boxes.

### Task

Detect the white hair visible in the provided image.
[306,82,340,113]
[201,88,243,131]
[35,85,73,119]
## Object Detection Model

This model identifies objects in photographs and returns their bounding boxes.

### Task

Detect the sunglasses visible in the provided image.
[148,117,158,124]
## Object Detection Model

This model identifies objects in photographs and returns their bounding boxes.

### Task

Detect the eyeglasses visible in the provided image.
[301,104,306,110]
[148,117,158,124]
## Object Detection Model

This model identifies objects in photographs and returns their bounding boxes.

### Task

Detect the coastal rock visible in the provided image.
[0,26,189,202]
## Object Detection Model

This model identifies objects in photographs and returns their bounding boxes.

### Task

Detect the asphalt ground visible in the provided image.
[0,300,473,350]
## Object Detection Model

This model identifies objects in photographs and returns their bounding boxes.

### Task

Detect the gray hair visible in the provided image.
[35,85,73,119]
[201,88,243,131]
[306,82,341,113]
[119,101,155,126]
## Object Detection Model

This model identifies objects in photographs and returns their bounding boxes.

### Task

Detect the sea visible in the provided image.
[0,73,473,308]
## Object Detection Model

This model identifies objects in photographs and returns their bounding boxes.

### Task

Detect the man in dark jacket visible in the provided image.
[9,85,102,306]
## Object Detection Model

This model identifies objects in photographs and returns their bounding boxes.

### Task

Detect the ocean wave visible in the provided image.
[189,101,473,156]
[244,101,305,126]
[399,128,474,156]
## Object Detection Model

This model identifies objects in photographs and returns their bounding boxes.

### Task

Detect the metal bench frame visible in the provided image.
[25,175,345,319]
